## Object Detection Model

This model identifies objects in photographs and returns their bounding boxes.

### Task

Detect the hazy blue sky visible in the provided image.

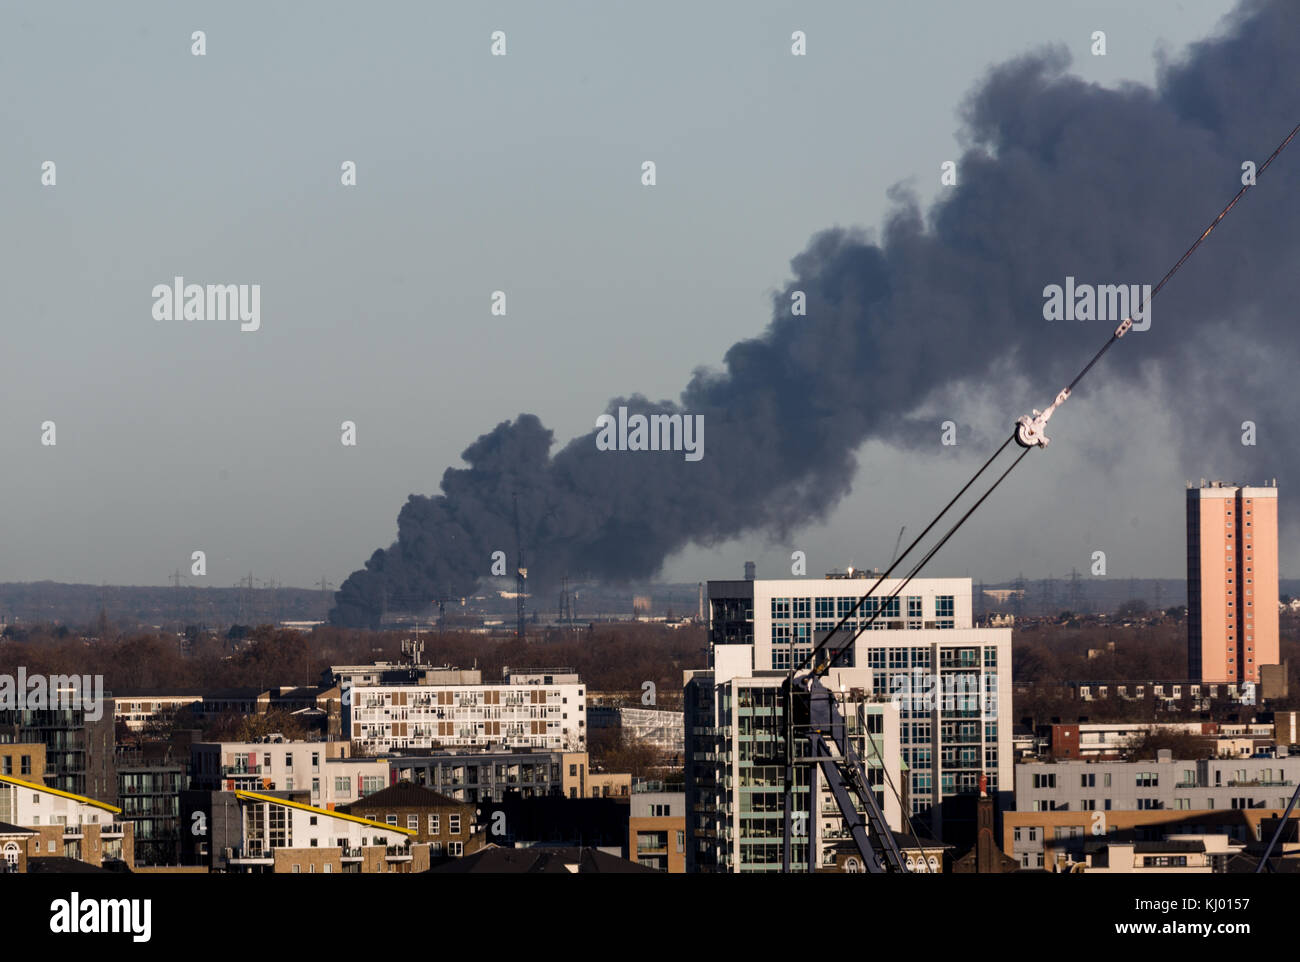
[0,0,1256,590]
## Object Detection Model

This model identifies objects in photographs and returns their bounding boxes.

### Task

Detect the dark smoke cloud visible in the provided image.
[332,0,1300,627]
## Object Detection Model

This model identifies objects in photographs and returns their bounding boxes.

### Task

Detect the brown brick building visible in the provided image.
[344,782,484,860]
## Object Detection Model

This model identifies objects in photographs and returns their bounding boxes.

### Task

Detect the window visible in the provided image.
[1032,773,1056,789]
[1136,772,1158,788]
[407,815,418,829]
[450,814,461,835]
[1144,856,1188,867]
[335,776,351,794]
[1081,773,1095,788]
[429,814,440,834]
[449,841,463,857]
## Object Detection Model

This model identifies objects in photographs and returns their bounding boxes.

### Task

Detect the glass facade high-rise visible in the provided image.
[686,573,1011,869]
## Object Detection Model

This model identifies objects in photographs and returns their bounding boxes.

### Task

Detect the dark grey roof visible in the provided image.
[1133,840,1205,853]
[893,831,953,850]
[348,782,464,810]
[424,846,656,874]
[26,857,130,874]
[0,820,36,835]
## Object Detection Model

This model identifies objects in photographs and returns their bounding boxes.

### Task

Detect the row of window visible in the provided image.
[770,596,956,621]
[379,812,462,834]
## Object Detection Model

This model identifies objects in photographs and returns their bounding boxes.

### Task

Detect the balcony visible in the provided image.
[222,765,262,776]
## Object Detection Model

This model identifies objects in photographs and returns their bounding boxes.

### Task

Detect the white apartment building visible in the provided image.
[700,574,1012,847]
[0,773,130,865]
[685,647,903,874]
[227,789,417,872]
[191,738,388,806]
[347,677,586,754]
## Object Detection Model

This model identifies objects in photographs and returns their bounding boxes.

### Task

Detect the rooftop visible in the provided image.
[424,845,655,874]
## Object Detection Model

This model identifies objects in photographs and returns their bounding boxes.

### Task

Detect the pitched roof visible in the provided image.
[0,820,36,836]
[233,790,416,836]
[424,846,656,874]
[0,774,121,814]
[349,782,463,810]
[27,857,131,874]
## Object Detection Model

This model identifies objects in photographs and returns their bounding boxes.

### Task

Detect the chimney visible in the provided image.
[744,561,756,581]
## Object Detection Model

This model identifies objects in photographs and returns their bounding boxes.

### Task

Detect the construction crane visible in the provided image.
[775,119,1300,875]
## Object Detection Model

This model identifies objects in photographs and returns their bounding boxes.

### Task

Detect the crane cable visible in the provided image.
[782,120,1300,866]
[793,118,1300,681]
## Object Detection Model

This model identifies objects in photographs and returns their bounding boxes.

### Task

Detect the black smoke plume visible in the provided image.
[333,0,1300,627]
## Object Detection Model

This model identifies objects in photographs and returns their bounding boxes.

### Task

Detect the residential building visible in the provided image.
[0,743,45,783]
[1002,808,1296,872]
[190,737,364,806]
[114,688,269,731]
[587,772,631,799]
[1186,480,1279,684]
[685,649,903,873]
[700,573,1012,845]
[1082,835,1236,873]
[317,756,392,808]
[347,674,586,754]
[180,788,308,871]
[0,822,35,873]
[224,790,427,873]
[0,703,117,804]
[344,782,482,860]
[1040,721,1275,761]
[628,791,686,872]
[386,749,590,802]
[1014,752,1300,815]
[115,750,184,865]
[0,773,133,868]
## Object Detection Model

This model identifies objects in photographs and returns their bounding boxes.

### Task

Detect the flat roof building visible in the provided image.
[1186,480,1279,684]
[700,575,1012,846]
